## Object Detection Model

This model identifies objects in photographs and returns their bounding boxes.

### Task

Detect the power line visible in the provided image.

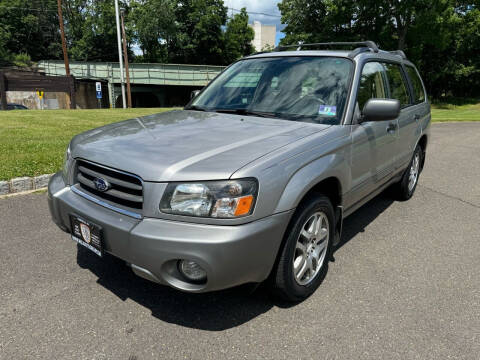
[0,5,57,12]
[0,4,283,18]
[228,7,281,18]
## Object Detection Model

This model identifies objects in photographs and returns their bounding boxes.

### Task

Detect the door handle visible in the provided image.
[386,123,397,134]
[414,114,421,122]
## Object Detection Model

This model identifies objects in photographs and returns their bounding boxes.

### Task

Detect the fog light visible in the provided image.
[178,260,207,282]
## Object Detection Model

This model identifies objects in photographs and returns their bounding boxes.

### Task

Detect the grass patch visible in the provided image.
[0,108,174,180]
[0,103,478,180]
[431,102,480,122]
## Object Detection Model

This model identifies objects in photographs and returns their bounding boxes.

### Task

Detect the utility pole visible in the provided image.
[57,0,75,109]
[57,0,70,76]
[114,0,126,109]
[0,72,7,111]
[121,10,132,108]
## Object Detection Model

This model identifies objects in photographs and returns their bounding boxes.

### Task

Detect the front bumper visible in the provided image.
[48,172,292,292]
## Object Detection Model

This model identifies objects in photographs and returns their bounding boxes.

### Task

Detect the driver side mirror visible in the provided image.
[361,99,400,122]
[190,90,201,100]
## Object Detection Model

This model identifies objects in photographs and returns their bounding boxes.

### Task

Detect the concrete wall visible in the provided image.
[6,91,69,110]
[5,82,108,110]
[75,81,109,109]
[6,91,40,109]
[44,92,69,109]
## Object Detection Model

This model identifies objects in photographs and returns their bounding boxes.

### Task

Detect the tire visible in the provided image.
[393,145,422,201]
[270,194,335,302]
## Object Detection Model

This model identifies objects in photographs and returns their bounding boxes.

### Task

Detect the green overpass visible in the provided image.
[38,60,225,107]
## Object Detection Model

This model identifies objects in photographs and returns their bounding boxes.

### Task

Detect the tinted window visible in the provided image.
[406,66,425,103]
[383,63,410,107]
[191,57,353,125]
[357,62,387,110]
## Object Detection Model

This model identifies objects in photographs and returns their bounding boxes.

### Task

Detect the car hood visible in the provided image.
[71,110,330,182]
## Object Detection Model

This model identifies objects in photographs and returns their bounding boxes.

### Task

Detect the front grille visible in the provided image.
[75,160,143,214]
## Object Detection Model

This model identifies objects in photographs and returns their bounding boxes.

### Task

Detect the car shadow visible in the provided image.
[334,192,395,252]
[76,192,394,331]
[76,246,276,331]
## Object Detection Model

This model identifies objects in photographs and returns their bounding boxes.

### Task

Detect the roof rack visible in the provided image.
[389,50,407,59]
[274,41,380,54]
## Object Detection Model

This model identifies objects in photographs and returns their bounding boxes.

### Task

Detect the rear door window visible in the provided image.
[405,66,426,104]
[383,63,411,107]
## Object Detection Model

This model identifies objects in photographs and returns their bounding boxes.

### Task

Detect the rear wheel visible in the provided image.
[270,195,335,302]
[393,145,422,201]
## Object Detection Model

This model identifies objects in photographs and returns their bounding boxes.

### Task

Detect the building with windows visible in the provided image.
[249,21,276,52]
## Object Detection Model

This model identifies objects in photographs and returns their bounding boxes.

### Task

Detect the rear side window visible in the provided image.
[406,66,426,104]
[383,63,410,107]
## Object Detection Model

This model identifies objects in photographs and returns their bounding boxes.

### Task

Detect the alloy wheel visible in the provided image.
[408,152,420,192]
[293,211,329,285]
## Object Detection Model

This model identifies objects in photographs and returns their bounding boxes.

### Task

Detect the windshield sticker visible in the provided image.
[318,105,337,116]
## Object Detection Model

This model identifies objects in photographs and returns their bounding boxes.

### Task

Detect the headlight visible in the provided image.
[160,179,258,218]
[62,144,72,182]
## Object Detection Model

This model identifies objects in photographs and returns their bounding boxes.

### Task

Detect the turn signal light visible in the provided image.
[234,195,254,216]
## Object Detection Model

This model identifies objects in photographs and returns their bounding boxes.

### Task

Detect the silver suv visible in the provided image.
[48,41,430,301]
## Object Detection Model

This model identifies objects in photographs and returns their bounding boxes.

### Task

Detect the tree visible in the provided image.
[63,0,127,62]
[0,21,11,64]
[224,7,254,63]
[0,0,62,63]
[168,0,228,65]
[129,0,176,63]
[277,0,363,45]
[0,0,251,66]
[277,0,480,99]
[278,0,433,50]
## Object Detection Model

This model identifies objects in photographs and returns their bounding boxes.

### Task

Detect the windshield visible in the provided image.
[189,56,352,125]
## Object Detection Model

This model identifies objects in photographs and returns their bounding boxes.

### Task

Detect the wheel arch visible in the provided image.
[296,177,343,247]
[301,177,342,210]
[417,134,428,170]
[274,152,347,238]
[274,153,346,214]
[267,175,344,283]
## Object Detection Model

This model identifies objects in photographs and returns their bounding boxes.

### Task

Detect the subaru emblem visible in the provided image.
[93,177,110,192]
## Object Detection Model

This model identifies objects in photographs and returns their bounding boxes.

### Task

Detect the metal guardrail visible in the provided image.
[38,61,225,87]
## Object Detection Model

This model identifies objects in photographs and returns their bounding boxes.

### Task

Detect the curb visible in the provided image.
[0,174,54,196]
[0,188,47,199]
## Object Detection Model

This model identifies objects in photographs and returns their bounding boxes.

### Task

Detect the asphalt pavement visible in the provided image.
[1,122,479,359]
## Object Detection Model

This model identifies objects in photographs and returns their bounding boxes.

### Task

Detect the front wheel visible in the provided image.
[270,195,335,302]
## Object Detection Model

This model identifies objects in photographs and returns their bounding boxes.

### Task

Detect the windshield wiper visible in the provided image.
[185,105,208,111]
[187,106,280,119]
[212,108,279,119]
